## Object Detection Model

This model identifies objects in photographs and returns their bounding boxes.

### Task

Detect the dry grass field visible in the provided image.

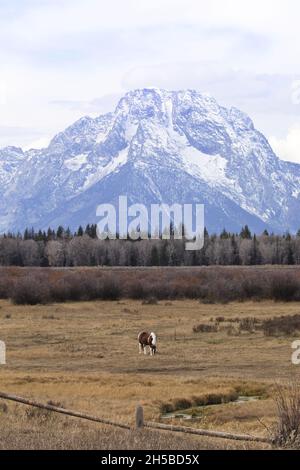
[1,290,300,449]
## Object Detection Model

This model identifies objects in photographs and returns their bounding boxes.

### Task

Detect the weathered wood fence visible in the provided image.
[0,391,130,430]
[135,405,272,444]
[0,391,273,445]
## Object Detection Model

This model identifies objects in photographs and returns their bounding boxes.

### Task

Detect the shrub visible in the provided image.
[262,315,300,337]
[7,266,300,305]
[270,276,300,302]
[49,279,73,302]
[173,398,192,411]
[11,277,50,305]
[101,277,122,300]
[215,316,225,323]
[241,278,265,300]
[0,277,12,299]
[274,381,300,448]
[239,317,260,333]
[226,325,240,336]
[193,324,218,333]
[159,402,175,414]
[128,281,146,299]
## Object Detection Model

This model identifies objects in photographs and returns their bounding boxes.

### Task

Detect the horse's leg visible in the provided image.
[139,343,143,354]
[144,345,148,355]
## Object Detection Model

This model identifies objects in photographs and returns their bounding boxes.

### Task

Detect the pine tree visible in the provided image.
[65,227,72,239]
[47,228,55,241]
[24,228,30,240]
[56,226,64,239]
[90,224,97,239]
[285,232,292,242]
[240,225,252,239]
[36,230,44,241]
[220,229,229,239]
[77,226,84,237]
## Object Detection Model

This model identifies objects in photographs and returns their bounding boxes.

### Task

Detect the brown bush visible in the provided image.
[263,315,300,337]
[5,266,300,305]
[239,317,261,333]
[226,325,240,336]
[274,381,300,448]
[241,278,265,300]
[0,277,12,299]
[270,275,300,302]
[193,324,218,333]
[216,316,225,323]
[11,276,51,305]
[127,281,146,299]
[101,276,122,300]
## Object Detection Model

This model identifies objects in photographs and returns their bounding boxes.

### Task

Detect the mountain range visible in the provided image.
[1,88,300,234]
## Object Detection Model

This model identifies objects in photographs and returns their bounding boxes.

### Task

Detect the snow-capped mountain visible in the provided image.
[1,88,300,234]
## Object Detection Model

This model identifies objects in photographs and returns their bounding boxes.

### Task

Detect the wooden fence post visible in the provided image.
[135,405,144,429]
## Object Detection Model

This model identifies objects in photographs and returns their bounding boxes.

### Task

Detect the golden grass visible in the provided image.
[0,299,299,448]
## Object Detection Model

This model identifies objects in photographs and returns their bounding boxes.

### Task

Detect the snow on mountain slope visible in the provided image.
[0,146,24,189]
[0,88,300,234]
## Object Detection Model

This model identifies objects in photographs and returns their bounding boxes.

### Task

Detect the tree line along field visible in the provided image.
[0,267,300,448]
[1,225,300,267]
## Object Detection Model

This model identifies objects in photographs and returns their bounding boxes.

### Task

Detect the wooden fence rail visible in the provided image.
[0,391,130,430]
[135,405,273,445]
[0,391,273,445]
[144,421,272,444]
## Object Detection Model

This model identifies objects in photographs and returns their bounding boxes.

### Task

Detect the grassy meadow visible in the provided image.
[1,274,300,449]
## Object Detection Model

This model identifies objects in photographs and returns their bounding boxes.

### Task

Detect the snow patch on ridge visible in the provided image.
[83,147,129,190]
[124,120,139,142]
[182,147,230,186]
[96,132,108,144]
[64,153,88,171]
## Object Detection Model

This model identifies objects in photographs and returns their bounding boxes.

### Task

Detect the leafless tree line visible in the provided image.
[0,225,300,267]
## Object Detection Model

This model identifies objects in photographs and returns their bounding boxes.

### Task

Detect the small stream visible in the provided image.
[161,396,262,421]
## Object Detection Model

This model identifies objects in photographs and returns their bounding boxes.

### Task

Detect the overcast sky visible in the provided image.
[1,0,300,162]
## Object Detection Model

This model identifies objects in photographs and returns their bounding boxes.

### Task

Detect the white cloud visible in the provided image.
[270,126,300,163]
[0,80,7,105]
[0,0,300,150]
[23,137,51,151]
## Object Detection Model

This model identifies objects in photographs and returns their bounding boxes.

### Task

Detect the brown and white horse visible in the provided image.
[138,331,157,356]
